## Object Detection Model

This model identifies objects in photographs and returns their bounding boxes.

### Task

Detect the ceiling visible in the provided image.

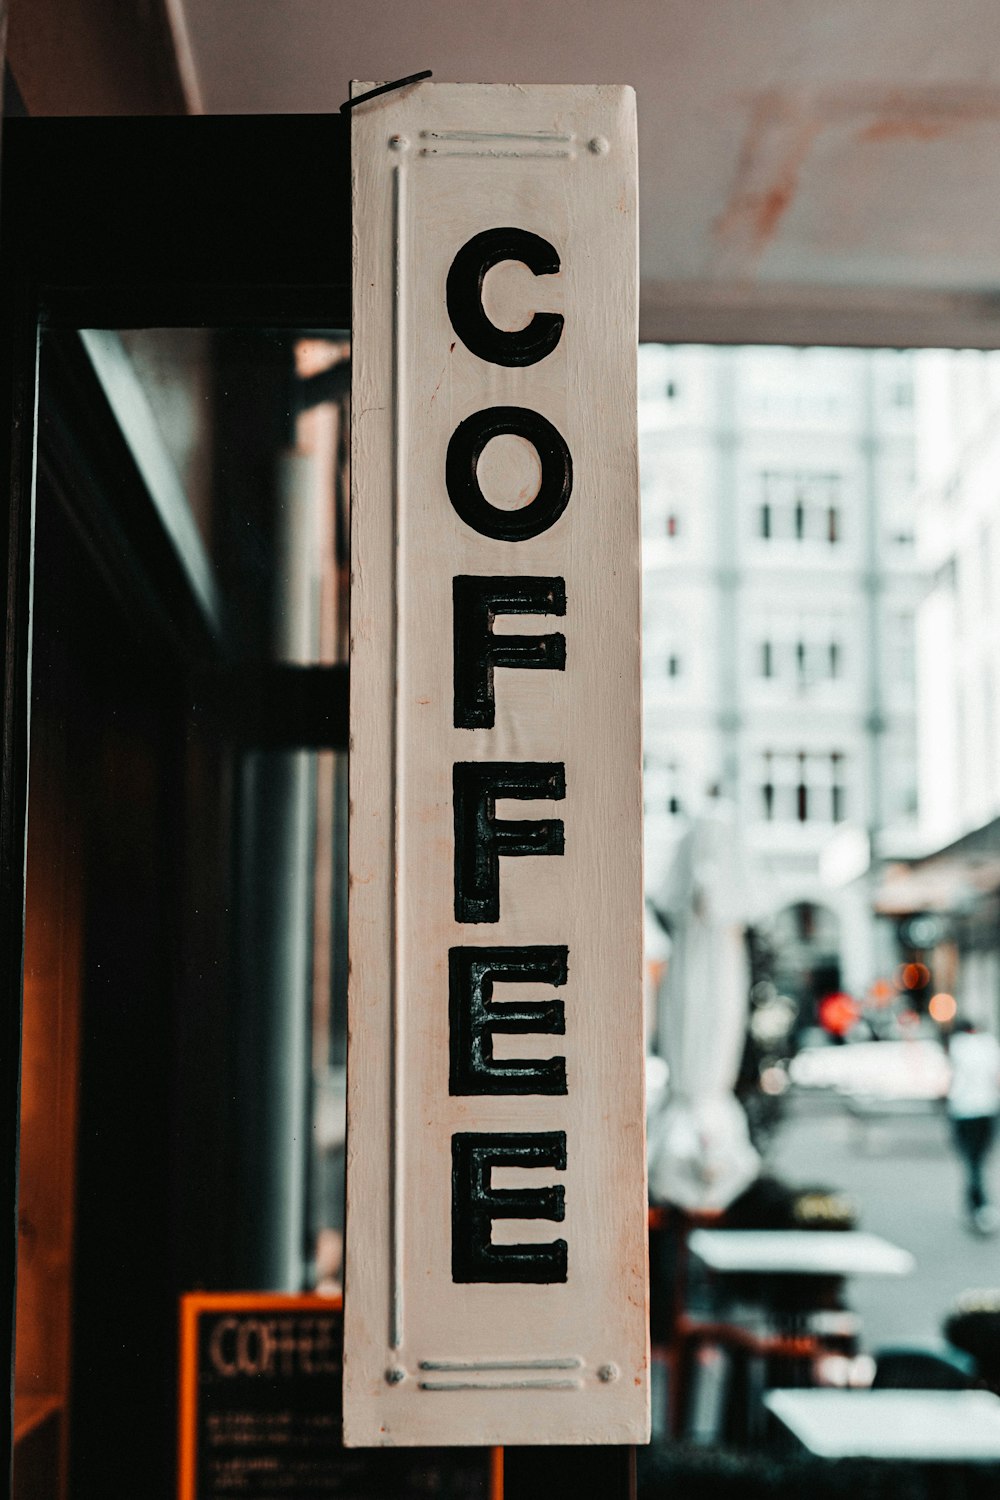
[19,0,1000,345]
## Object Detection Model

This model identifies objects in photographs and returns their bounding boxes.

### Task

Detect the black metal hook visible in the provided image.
[340,71,433,115]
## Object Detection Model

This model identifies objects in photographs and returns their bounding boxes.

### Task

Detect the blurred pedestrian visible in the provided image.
[947,1018,1000,1233]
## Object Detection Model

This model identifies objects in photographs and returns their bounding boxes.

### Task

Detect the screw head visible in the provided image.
[588,136,610,156]
[385,1366,405,1384]
[388,133,409,152]
[597,1362,619,1383]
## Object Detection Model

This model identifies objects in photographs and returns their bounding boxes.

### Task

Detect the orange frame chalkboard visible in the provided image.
[178,1291,344,1500]
[178,1291,502,1499]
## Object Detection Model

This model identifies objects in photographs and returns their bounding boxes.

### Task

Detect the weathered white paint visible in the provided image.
[344,81,648,1448]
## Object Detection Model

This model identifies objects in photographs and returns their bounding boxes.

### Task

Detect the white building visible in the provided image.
[914,351,1000,848]
[900,350,1000,1027]
[640,345,923,997]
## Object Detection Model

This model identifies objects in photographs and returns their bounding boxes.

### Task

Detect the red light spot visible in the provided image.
[818,992,860,1037]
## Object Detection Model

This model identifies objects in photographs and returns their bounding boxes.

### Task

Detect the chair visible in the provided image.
[871,1343,976,1390]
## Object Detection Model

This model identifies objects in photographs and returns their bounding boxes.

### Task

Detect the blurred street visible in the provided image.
[769,1093,1000,1351]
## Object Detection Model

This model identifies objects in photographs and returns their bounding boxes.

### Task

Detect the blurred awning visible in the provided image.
[875,853,1000,916]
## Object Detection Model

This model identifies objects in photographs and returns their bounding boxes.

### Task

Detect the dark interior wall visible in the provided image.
[25,323,338,1492]
[30,480,180,1494]
[28,359,237,1499]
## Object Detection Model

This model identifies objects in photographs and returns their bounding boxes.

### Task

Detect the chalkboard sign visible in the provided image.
[179,1294,496,1499]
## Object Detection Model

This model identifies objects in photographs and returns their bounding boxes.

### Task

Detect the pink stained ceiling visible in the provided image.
[173,0,1000,340]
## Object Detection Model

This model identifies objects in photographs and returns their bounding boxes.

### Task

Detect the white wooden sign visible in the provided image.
[345,81,648,1449]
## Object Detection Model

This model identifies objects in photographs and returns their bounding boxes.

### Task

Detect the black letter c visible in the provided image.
[447,227,564,368]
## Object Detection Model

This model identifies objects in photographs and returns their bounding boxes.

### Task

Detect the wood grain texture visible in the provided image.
[345,81,647,1448]
[14,698,83,1500]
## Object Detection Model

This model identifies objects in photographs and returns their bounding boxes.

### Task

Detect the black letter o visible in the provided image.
[446,407,572,542]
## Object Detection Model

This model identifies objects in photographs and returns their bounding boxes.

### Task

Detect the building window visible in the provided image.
[886,610,915,689]
[761,757,775,821]
[756,471,844,545]
[795,640,807,681]
[761,640,773,678]
[758,750,847,824]
[754,616,845,689]
[831,752,846,823]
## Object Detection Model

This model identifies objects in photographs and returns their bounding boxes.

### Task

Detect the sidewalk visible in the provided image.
[767,1093,1000,1350]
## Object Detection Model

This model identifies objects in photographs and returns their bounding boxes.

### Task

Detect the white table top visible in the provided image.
[689,1229,915,1277]
[765,1389,1000,1462]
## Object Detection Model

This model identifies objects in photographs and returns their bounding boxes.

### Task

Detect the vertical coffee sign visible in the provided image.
[346,82,648,1448]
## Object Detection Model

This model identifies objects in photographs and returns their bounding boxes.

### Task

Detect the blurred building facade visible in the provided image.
[913,351,1000,849]
[879,350,1000,1029]
[641,345,923,998]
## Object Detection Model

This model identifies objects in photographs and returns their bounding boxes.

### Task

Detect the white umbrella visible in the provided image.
[647,799,760,1212]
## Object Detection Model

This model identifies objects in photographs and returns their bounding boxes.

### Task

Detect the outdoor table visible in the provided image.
[668,1231,916,1444]
[764,1388,1000,1462]
[688,1229,915,1278]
